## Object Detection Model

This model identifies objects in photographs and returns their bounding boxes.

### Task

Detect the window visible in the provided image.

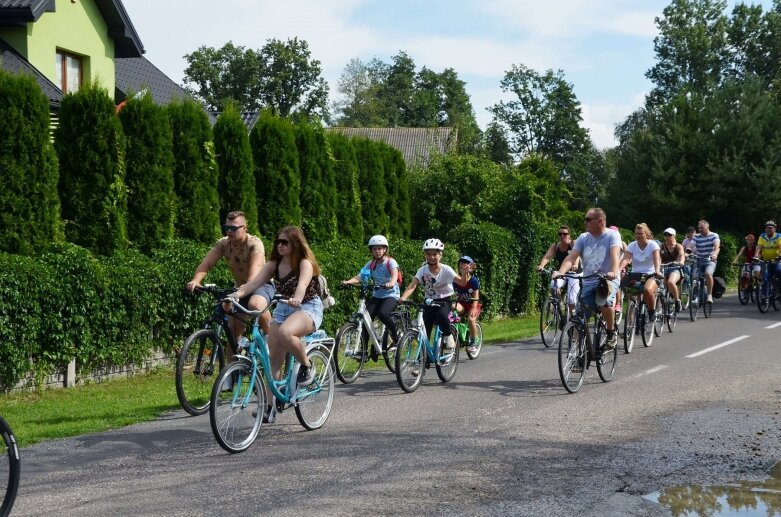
[55,50,82,93]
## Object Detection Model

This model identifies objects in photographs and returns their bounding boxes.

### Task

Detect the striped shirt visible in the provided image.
[692,232,719,260]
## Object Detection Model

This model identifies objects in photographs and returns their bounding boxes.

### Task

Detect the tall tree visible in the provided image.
[353,138,388,237]
[326,133,364,242]
[182,42,262,111]
[296,121,329,243]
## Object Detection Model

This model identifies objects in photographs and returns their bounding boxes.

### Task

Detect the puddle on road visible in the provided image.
[644,461,781,516]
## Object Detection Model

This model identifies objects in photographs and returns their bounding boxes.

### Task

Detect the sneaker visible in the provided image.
[674,300,682,312]
[604,331,617,350]
[410,364,420,376]
[444,335,456,350]
[466,345,477,354]
[297,363,315,386]
[571,357,585,373]
[648,310,656,323]
[706,294,713,303]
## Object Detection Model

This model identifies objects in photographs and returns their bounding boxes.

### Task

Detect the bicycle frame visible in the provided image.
[348,286,387,355]
[408,304,453,365]
[563,274,603,360]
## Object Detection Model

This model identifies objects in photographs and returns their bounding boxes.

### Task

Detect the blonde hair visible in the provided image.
[634,223,653,239]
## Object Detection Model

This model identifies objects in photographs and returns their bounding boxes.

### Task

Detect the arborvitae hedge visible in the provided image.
[296,122,327,243]
[316,128,338,242]
[167,98,220,241]
[119,94,175,253]
[0,70,62,254]
[327,133,363,242]
[354,137,389,238]
[381,144,411,239]
[55,82,127,255]
[213,104,258,231]
[250,110,301,236]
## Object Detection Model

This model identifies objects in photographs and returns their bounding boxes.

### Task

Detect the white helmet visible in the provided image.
[422,238,444,251]
[367,235,389,248]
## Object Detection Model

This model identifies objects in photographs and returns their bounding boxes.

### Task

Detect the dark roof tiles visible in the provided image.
[325,127,456,167]
[0,37,62,106]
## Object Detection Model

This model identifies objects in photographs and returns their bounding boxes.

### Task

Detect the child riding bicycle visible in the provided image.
[452,256,481,354]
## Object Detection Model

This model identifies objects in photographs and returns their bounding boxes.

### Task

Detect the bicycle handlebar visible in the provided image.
[222,294,287,317]
[190,284,237,299]
[399,299,449,309]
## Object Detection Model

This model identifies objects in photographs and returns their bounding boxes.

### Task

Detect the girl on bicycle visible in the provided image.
[660,228,686,312]
[452,256,481,354]
[619,223,663,323]
[400,238,466,350]
[341,234,401,350]
[733,233,757,284]
[537,225,581,320]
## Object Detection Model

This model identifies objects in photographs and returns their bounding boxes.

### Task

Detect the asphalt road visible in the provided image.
[13,294,781,516]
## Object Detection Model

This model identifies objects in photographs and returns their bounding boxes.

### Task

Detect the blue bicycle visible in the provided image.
[395,300,460,393]
[209,296,335,453]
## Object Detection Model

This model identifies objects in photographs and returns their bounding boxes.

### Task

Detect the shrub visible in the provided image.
[327,133,363,242]
[354,138,389,237]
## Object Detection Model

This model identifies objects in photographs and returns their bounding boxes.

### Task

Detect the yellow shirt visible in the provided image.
[758,233,781,261]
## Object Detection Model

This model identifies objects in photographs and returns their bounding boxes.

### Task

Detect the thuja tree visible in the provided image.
[296,121,338,243]
[315,127,338,241]
[353,137,388,237]
[55,82,127,255]
[381,144,410,239]
[0,71,62,254]
[250,110,301,236]
[119,93,175,253]
[212,103,258,231]
[167,98,220,241]
[326,132,363,241]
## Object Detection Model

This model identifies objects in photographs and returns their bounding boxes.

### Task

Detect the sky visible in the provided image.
[121,0,772,150]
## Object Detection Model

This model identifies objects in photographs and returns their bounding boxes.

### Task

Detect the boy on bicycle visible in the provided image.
[452,256,481,354]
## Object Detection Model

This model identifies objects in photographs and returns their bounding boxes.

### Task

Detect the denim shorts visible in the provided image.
[272,297,323,329]
[696,258,716,276]
[581,278,619,313]
[239,282,275,308]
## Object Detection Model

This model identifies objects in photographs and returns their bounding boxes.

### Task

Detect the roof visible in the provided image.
[206,110,260,132]
[0,37,62,107]
[115,56,187,105]
[324,127,457,167]
[0,0,143,57]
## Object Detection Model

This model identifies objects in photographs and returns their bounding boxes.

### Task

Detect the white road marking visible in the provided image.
[686,335,750,358]
[766,322,781,329]
[640,365,669,376]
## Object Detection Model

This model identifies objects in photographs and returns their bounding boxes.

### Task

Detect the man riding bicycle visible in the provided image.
[686,219,720,303]
[755,220,781,296]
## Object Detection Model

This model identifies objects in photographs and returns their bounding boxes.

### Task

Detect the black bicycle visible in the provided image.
[538,269,565,348]
[755,259,781,313]
[0,416,19,517]
[176,284,245,416]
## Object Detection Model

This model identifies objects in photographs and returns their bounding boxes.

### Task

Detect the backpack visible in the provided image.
[370,258,403,288]
[316,275,336,309]
[712,276,727,299]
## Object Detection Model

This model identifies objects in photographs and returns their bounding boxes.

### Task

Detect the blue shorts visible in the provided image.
[696,259,716,276]
[272,297,323,329]
[239,282,275,309]
[581,278,619,313]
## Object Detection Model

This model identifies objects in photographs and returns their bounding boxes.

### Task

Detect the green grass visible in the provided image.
[0,313,540,448]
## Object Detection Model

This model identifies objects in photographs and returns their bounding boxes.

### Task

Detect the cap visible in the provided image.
[458,255,474,264]
[765,220,777,228]
[663,227,676,236]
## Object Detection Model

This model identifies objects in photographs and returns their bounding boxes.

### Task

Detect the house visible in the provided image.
[325,127,457,168]
[0,0,189,117]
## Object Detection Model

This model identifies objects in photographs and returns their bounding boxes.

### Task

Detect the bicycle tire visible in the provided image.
[623,299,637,354]
[295,348,335,430]
[176,329,225,416]
[539,300,560,348]
[773,282,781,311]
[703,299,713,318]
[435,326,460,382]
[653,296,664,337]
[757,280,771,313]
[666,295,678,333]
[558,322,587,394]
[333,322,365,384]
[680,277,691,311]
[466,323,483,360]
[209,361,264,454]
[641,304,654,347]
[594,319,617,382]
[738,274,751,305]
[689,282,700,321]
[0,416,19,517]
[395,329,424,393]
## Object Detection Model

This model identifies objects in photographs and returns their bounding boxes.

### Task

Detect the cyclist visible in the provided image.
[687,219,720,303]
[186,211,274,348]
[619,223,663,322]
[400,238,467,351]
[341,234,401,355]
[452,256,481,354]
[733,233,757,284]
[681,226,697,254]
[537,225,581,321]
[553,208,621,349]
[660,228,686,312]
[755,221,781,295]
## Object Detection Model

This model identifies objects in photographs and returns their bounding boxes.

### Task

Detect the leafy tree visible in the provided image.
[55,82,126,255]
[182,42,262,112]
[483,120,513,168]
[118,94,175,253]
[331,57,386,127]
[326,133,363,241]
[212,103,258,231]
[353,138,388,237]
[0,70,62,254]
[167,98,220,241]
[250,110,301,237]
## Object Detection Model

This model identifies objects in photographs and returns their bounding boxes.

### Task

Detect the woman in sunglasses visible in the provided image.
[233,225,322,391]
[537,225,581,319]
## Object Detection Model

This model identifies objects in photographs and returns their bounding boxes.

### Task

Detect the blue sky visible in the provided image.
[121,0,772,149]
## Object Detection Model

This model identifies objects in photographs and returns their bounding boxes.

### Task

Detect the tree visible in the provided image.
[212,103,258,231]
[296,121,330,243]
[55,82,126,255]
[353,138,388,237]
[326,133,364,242]
[182,42,262,112]
[483,120,513,168]
[118,94,175,253]
[331,58,385,127]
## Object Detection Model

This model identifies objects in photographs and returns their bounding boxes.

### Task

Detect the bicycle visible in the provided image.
[755,259,781,313]
[622,273,662,353]
[176,284,245,416]
[209,296,335,453]
[660,263,684,333]
[689,260,713,321]
[557,273,618,394]
[0,416,19,517]
[736,262,757,305]
[395,300,460,393]
[333,283,409,383]
[538,269,565,348]
[450,307,483,360]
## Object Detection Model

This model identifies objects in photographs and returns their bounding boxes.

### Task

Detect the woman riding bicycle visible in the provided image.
[660,228,686,312]
[536,225,582,320]
[619,223,663,323]
[452,255,481,354]
[733,233,757,286]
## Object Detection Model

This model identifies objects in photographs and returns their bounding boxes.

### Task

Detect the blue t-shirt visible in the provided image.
[453,276,480,303]
[359,257,400,299]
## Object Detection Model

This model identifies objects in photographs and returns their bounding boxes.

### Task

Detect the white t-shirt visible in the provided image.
[414,264,457,299]
[627,240,660,274]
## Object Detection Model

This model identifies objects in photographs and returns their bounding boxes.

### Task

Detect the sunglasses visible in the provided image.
[222,224,245,233]
[275,238,290,246]
[584,217,596,223]
[663,233,673,237]
[558,232,569,236]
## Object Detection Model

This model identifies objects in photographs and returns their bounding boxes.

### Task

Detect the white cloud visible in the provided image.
[582,92,647,149]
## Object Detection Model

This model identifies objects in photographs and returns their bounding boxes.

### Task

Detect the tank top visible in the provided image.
[273,262,318,302]
[554,243,571,267]
[660,243,683,264]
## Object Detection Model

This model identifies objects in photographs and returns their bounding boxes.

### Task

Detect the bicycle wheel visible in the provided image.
[757,280,771,313]
[382,312,406,374]
[0,416,19,517]
[680,278,691,310]
[703,297,713,318]
[653,296,664,337]
[666,296,678,333]
[209,361,264,454]
[466,323,483,360]
[295,348,334,430]
[539,300,560,348]
[435,326,460,382]
[738,274,751,305]
[395,330,424,393]
[641,305,654,347]
[558,322,587,394]
[689,283,700,321]
[176,329,225,416]
[333,322,365,384]
[623,299,637,354]
[594,320,617,382]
